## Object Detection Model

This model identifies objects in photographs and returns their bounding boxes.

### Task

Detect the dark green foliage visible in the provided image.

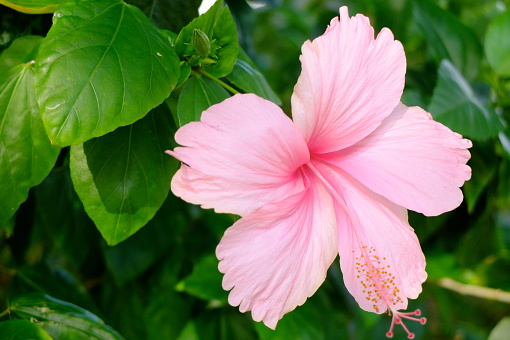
[0,0,509,339]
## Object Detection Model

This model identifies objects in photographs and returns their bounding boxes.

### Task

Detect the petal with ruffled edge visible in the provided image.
[321,103,472,217]
[167,93,310,216]
[216,172,338,329]
[312,162,426,314]
[291,6,406,154]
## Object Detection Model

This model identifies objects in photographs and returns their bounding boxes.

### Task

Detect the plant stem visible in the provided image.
[0,307,10,318]
[436,277,510,304]
[195,68,240,94]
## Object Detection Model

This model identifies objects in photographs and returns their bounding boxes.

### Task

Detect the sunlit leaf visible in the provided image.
[0,63,60,226]
[35,0,180,146]
[428,60,504,140]
[413,0,482,79]
[10,293,125,340]
[0,319,53,340]
[70,104,175,246]
[0,0,65,14]
[485,10,510,77]
[176,75,229,126]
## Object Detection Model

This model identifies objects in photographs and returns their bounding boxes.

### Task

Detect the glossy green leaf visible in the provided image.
[0,319,53,340]
[0,63,60,226]
[413,0,482,79]
[176,76,229,126]
[0,35,43,73]
[70,104,175,246]
[485,10,510,77]
[175,0,223,57]
[10,293,125,340]
[176,254,228,303]
[226,59,281,105]
[488,317,510,340]
[208,5,238,77]
[0,0,65,14]
[175,0,238,77]
[35,0,180,146]
[428,60,504,140]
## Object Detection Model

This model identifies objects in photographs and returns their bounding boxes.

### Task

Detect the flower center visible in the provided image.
[354,245,402,313]
[355,245,427,339]
[304,161,426,338]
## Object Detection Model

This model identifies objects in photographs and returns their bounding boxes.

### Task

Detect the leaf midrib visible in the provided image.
[54,2,126,142]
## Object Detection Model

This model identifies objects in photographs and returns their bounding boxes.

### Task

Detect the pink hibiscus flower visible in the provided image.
[167,6,472,338]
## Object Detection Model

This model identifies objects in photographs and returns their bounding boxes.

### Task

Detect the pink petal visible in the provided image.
[313,162,426,313]
[321,103,472,216]
[216,173,338,329]
[291,6,406,154]
[167,93,310,216]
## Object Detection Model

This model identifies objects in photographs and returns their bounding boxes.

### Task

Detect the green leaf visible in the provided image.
[0,63,60,226]
[1,216,15,238]
[488,317,510,340]
[102,194,183,285]
[0,0,66,14]
[428,60,505,140]
[176,76,229,126]
[175,0,223,57]
[176,254,228,303]
[226,59,281,105]
[125,0,202,32]
[70,104,175,246]
[33,162,98,267]
[11,263,100,315]
[35,0,180,146]
[413,0,483,80]
[255,296,325,340]
[144,291,190,340]
[0,35,44,73]
[485,10,510,77]
[462,145,498,213]
[0,319,53,340]
[99,281,147,339]
[10,293,125,340]
[208,5,238,77]
[175,0,238,77]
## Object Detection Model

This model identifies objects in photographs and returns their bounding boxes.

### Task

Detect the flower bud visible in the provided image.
[192,29,211,57]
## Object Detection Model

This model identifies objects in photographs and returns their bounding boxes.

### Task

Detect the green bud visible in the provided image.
[192,29,211,57]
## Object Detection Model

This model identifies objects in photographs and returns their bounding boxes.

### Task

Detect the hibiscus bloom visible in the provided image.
[167,6,471,338]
